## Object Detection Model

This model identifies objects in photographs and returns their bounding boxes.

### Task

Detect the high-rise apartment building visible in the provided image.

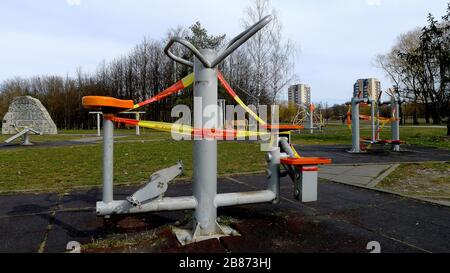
[288,84,311,106]
[353,78,381,101]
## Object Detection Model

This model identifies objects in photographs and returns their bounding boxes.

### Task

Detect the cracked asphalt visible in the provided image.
[1,174,449,253]
[0,143,449,253]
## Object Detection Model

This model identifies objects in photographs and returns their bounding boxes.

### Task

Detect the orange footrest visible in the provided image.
[281,157,332,166]
[82,96,134,112]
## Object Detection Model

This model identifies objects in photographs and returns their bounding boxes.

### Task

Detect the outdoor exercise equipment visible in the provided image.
[89,111,146,136]
[82,16,331,243]
[292,103,325,134]
[3,124,42,146]
[346,89,402,153]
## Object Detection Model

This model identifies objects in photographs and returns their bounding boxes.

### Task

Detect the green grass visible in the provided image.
[0,124,448,194]
[0,134,84,143]
[292,124,449,149]
[377,162,450,200]
[0,140,265,193]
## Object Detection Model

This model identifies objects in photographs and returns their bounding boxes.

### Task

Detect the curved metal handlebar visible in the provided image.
[164,15,272,68]
[164,37,206,67]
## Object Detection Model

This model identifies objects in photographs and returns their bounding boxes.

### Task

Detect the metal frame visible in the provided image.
[4,124,42,146]
[92,15,327,244]
[89,111,145,136]
[347,95,401,153]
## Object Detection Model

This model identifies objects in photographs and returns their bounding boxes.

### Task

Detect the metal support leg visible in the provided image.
[371,100,376,142]
[22,132,31,146]
[97,113,101,137]
[309,107,314,134]
[349,98,362,153]
[102,117,114,204]
[136,113,140,136]
[392,99,400,152]
[299,166,318,202]
[192,49,224,239]
[267,148,281,204]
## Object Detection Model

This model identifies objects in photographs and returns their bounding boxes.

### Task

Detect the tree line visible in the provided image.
[376,3,450,135]
[0,0,296,130]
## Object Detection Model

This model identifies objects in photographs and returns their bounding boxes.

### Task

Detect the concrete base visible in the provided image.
[173,223,239,246]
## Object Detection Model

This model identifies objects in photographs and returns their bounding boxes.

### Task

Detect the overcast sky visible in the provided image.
[0,0,448,104]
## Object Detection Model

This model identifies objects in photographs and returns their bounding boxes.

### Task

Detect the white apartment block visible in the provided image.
[353,78,381,101]
[288,84,311,106]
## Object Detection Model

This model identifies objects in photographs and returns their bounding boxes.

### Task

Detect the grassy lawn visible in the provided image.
[377,162,450,203]
[0,134,85,143]
[0,129,174,143]
[0,140,265,193]
[292,124,449,149]
[0,124,448,194]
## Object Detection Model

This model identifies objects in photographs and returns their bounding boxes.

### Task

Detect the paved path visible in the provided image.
[319,164,397,187]
[1,174,450,253]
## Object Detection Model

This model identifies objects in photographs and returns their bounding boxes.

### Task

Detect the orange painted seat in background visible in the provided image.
[262,124,304,131]
[281,157,332,166]
[82,96,134,112]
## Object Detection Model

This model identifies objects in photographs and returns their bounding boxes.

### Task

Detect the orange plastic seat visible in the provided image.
[281,157,332,166]
[82,96,134,112]
[262,124,304,131]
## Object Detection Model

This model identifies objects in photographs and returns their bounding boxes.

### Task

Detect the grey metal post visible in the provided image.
[103,116,114,204]
[350,98,362,153]
[391,97,400,152]
[193,49,220,236]
[218,99,226,129]
[371,99,376,142]
[23,132,31,146]
[376,106,381,141]
[309,105,314,134]
[136,113,141,136]
[267,147,280,203]
[97,113,101,137]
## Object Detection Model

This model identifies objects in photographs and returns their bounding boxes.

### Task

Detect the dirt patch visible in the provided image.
[377,162,450,202]
[83,227,179,253]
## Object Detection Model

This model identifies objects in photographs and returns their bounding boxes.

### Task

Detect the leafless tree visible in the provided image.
[241,0,297,105]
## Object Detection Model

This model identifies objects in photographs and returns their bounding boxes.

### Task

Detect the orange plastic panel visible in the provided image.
[281,157,332,166]
[262,124,304,131]
[82,96,134,111]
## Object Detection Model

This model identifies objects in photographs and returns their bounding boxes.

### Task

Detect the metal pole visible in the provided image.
[193,49,219,236]
[350,98,361,153]
[97,113,101,137]
[371,99,376,142]
[102,116,114,204]
[309,105,314,134]
[267,147,280,204]
[376,104,380,141]
[218,99,226,129]
[136,113,140,136]
[392,97,400,152]
[23,132,31,146]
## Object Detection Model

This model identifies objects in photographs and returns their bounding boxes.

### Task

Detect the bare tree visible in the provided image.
[241,0,297,105]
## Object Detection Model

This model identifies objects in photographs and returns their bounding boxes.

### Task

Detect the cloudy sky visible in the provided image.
[0,0,447,104]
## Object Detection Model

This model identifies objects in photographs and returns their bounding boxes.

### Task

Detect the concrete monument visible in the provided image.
[2,96,57,135]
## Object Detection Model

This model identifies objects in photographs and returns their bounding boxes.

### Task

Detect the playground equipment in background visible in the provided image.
[292,103,325,134]
[346,88,402,153]
[82,16,331,244]
[4,124,42,146]
[89,111,146,136]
